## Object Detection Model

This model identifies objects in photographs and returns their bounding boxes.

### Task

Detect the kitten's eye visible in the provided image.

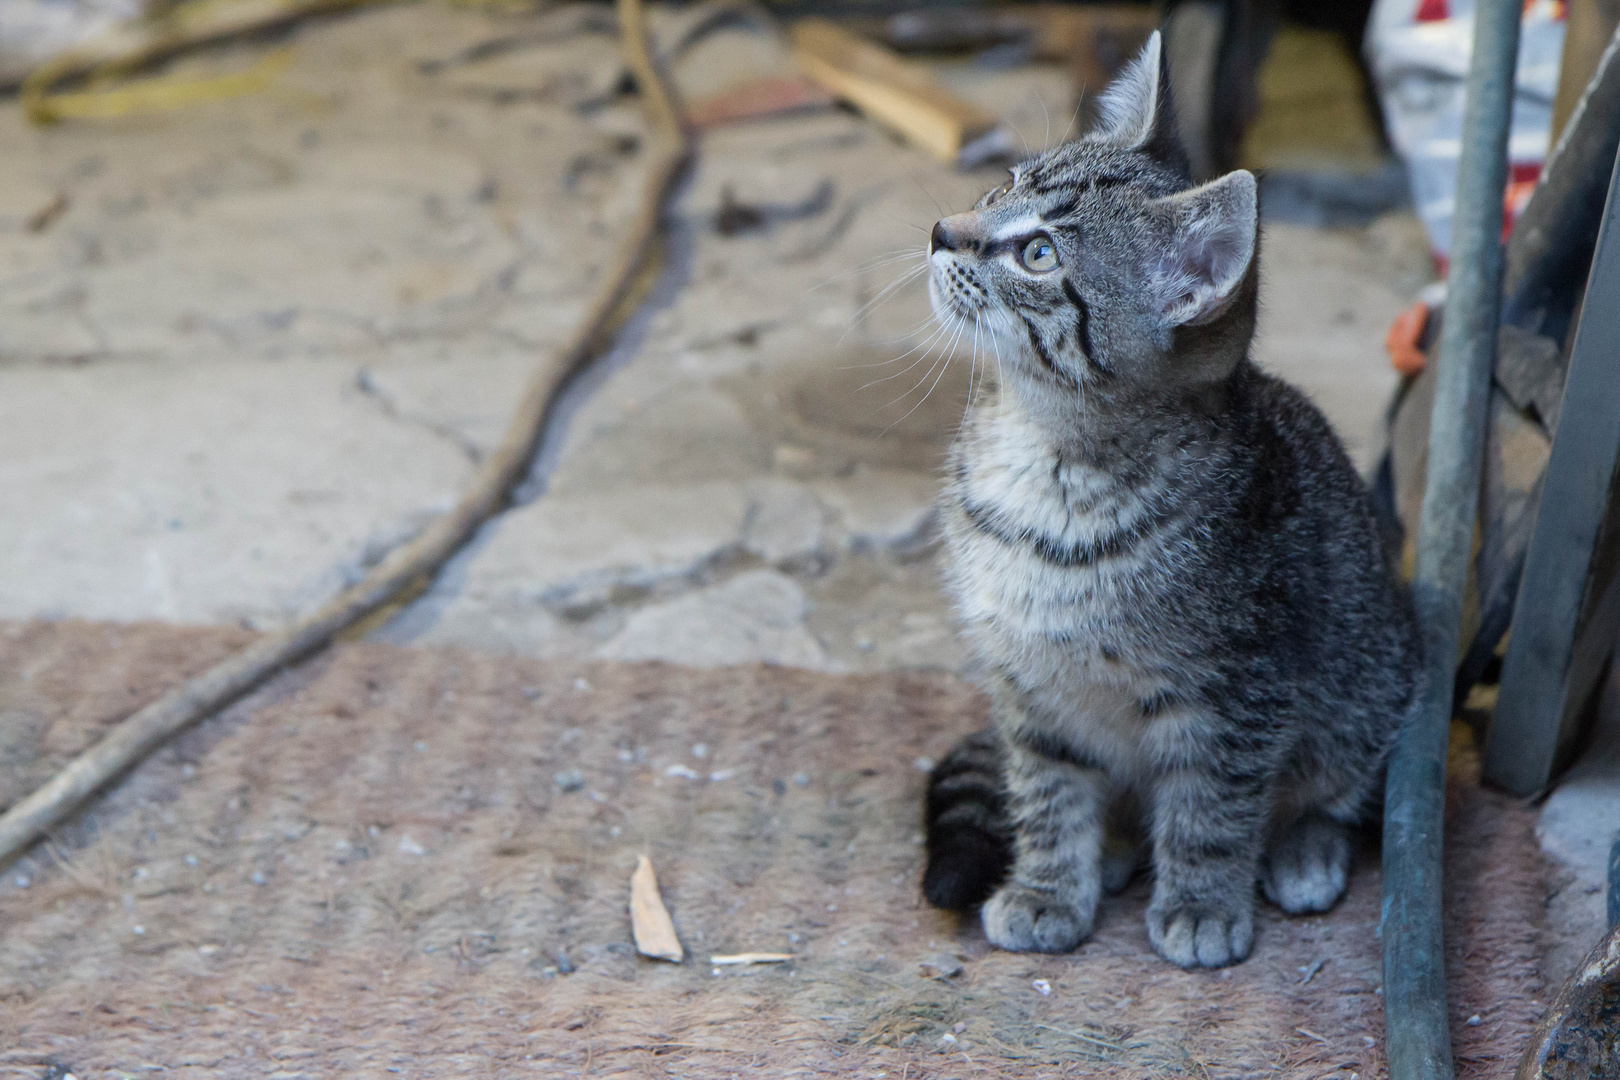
[980,178,1013,207]
[1021,235,1059,272]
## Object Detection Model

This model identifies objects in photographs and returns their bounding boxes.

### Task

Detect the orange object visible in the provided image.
[1387,301,1431,377]
[685,76,834,131]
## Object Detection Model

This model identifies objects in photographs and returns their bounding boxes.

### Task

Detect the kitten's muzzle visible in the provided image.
[930,214,977,255]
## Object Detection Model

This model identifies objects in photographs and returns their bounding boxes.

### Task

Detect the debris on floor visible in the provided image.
[631,853,685,962]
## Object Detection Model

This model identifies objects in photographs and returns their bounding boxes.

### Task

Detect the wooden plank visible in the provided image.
[789,18,1002,163]
[1486,144,1620,796]
[1551,0,1620,145]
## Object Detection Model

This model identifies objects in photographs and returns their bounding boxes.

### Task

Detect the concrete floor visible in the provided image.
[1,0,1610,990]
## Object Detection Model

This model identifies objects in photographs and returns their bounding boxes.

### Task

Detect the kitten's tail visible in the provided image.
[922,728,1014,910]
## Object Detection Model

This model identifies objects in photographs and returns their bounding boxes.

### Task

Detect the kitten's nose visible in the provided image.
[931,217,963,253]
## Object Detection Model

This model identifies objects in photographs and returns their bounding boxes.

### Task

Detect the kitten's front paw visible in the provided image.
[982,884,1094,953]
[1145,897,1254,968]
[1262,814,1351,914]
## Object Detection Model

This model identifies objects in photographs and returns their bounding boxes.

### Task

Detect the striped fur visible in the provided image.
[921,34,1424,968]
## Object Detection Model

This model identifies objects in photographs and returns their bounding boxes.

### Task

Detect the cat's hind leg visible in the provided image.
[981,726,1109,954]
[1261,811,1353,914]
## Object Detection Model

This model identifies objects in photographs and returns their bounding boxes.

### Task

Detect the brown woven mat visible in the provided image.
[0,620,1546,1078]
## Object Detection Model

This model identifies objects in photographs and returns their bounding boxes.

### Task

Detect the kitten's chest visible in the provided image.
[942,418,1173,641]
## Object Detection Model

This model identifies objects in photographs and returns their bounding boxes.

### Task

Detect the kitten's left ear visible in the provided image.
[1090,31,1187,173]
[1147,170,1257,327]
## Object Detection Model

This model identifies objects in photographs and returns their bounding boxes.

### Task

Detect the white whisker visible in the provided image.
[858,318,955,389]
[840,262,930,344]
[884,310,969,431]
[1064,88,1087,144]
[812,248,927,289]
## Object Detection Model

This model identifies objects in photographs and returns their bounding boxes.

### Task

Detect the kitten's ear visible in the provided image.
[1147,170,1258,327]
[1090,31,1184,167]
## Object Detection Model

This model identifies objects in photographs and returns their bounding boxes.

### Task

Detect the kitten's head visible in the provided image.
[928,33,1258,406]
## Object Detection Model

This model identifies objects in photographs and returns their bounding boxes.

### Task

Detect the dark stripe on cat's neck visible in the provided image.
[957,493,1158,569]
[1060,278,1104,373]
[1018,315,1075,388]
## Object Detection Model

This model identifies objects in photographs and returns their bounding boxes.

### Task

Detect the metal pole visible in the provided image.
[1383,2,1521,1078]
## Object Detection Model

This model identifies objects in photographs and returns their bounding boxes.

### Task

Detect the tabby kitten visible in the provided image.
[920,34,1423,968]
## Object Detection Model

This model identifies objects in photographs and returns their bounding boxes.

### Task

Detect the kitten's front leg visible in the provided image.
[1145,757,1268,968]
[981,732,1108,954]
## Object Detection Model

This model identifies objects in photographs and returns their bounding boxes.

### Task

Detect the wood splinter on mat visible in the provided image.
[630,855,684,962]
[709,952,795,965]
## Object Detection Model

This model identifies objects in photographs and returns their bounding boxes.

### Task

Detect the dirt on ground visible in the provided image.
[0,620,1546,1078]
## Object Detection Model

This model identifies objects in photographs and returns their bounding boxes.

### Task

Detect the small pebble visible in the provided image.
[914,757,935,772]
[181,763,196,778]
[1465,1014,1482,1026]
[250,870,267,885]
[522,686,541,700]
[664,764,700,780]
[773,778,787,796]
[609,826,622,837]
[574,677,590,692]
[184,854,199,867]
[953,1022,966,1034]
[132,925,146,935]
[554,769,586,792]
[1032,978,1052,996]
[792,772,810,787]
[617,749,635,763]
[13,875,30,888]
[709,769,735,782]
[939,1033,957,1046]
[414,740,427,752]
[397,836,425,856]
[692,743,709,759]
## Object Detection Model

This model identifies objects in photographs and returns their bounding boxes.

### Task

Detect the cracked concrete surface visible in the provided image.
[1,0,1608,991]
[0,3,1418,657]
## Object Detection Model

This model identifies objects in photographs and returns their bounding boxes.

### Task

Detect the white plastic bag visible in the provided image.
[1365,0,1566,265]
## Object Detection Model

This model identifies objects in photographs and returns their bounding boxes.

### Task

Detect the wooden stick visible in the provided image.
[0,0,693,872]
[789,18,1001,164]
[709,952,793,965]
